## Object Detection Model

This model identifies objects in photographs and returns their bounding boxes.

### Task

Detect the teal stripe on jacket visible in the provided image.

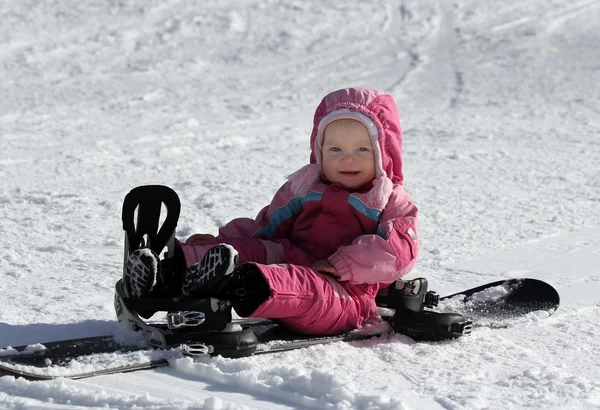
[253,191,322,239]
[347,196,381,222]
[254,191,387,239]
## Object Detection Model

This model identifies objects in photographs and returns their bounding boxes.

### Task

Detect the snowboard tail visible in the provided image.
[437,278,560,325]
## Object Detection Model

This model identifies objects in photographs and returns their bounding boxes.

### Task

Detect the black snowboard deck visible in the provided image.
[0,319,393,380]
[0,278,559,380]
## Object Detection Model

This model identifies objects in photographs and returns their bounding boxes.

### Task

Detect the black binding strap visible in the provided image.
[123,295,214,312]
[122,185,181,255]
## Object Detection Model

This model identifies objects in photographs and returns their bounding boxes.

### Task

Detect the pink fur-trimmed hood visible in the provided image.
[287,88,404,208]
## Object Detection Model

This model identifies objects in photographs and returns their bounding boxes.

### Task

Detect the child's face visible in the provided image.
[321,119,376,190]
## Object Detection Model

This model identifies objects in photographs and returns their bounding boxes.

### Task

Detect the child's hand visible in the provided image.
[312,260,340,277]
[186,233,217,244]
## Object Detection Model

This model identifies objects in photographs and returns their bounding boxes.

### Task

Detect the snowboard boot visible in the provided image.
[124,248,160,298]
[376,278,436,312]
[182,244,270,316]
[182,244,239,297]
[222,263,271,316]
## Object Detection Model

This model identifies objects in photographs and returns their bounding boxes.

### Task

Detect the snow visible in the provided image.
[1,0,599,408]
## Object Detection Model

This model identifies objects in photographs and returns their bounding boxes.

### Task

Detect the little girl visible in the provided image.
[125,87,419,335]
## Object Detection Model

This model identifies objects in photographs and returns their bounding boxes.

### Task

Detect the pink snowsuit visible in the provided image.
[180,88,419,335]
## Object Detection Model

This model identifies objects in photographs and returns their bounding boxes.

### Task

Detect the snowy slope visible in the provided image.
[1,0,599,408]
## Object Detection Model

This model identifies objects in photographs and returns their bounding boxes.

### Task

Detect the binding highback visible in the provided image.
[121,185,181,262]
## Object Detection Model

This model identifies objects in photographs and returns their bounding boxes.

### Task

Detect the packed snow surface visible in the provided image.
[1,0,599,408]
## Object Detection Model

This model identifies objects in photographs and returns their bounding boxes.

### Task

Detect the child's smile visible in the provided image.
[338,170,363,178]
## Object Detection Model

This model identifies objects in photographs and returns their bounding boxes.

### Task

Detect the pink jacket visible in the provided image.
[216,88,419,286]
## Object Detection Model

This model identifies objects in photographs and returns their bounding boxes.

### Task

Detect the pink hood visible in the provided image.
[287,88,403,208]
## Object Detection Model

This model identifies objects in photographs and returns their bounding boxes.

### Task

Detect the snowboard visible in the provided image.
[0,278,559,380]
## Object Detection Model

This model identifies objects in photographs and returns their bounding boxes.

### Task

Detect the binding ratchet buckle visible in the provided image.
[182,343,215,356]
[452,320,474,336]
[424,291,440,308]
[167,311,206,329]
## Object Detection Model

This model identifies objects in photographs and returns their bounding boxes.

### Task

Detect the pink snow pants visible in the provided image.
[178,238,379,335]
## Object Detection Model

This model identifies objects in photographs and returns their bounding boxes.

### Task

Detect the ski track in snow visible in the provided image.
[1,0,600,409]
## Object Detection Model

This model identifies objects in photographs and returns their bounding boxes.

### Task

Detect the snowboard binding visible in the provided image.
[116,185,258,357]
[392,309,473,341]
[114,280,258,357]
[377,279,473,340]
[376,278,439,312]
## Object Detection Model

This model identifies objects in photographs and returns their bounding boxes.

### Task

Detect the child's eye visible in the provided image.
[330,147,341,152]
[357,147,370,152]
